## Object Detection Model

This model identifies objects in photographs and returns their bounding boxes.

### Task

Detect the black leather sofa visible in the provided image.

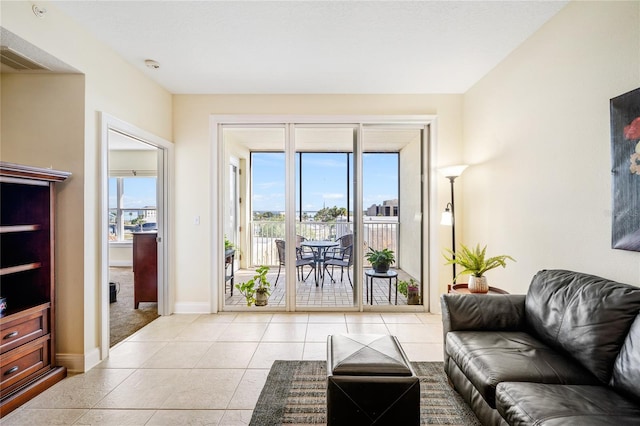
[441,269,640,425]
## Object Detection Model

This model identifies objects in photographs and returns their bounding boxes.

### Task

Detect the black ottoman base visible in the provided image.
[326,334,420,425]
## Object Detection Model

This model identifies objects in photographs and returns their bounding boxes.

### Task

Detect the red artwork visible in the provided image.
[610,88,640,252]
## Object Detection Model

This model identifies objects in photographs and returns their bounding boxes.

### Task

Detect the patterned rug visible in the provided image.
[250,360,480,425]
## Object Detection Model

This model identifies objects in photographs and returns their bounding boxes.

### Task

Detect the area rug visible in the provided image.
[250,360,480,425]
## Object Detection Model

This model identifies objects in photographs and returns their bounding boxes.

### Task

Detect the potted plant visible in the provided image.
[443,244,515,293]
[365,247,395,273]
[398,278,420,305]
[235,265,271,306]
[224,235,235,251]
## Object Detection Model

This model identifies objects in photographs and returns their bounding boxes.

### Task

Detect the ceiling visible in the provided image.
[48,0,568,95]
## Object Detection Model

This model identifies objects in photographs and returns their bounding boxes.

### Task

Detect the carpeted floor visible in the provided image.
[109,267,159,347]
[250,360,480,425]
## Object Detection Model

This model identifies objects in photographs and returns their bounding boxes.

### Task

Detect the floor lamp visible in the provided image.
[439,165,468,282]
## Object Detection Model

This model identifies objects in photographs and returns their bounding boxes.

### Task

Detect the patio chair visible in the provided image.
[296,234,315,261]
[325,233,353,261]
[275,239,316,286]
[323,244,353,287]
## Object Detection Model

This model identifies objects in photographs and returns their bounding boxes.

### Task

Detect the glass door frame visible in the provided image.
[212,115,437,313]
[290,124,360,310]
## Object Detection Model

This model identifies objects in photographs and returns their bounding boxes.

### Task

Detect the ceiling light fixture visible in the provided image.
[144,59,160,69]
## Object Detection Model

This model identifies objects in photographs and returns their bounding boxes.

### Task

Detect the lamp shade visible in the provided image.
[440,209,453,226]
[438,164,468,178]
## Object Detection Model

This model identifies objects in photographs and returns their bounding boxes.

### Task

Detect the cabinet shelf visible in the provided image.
[0,161,69,417]
[0,263,42,276]
[0,225,41,234]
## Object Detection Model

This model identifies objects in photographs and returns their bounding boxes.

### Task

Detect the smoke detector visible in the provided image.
[32,5,47,18]
[145,59,160,69]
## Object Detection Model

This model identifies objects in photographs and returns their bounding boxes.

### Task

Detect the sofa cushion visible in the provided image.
[611,314,640,403]
[496,382,640,425]
[525,269,640,383]
[446,330,598,408]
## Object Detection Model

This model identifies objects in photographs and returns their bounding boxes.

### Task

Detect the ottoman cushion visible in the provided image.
[329,334,414,376]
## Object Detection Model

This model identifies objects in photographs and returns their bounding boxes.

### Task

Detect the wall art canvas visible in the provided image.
[610,87,640,252]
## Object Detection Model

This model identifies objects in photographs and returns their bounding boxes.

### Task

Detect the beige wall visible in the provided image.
[1,73,85,357]
[2,0,172,370]
[173,95,464,311]
[7,0,635,371]
[462,0,640,293]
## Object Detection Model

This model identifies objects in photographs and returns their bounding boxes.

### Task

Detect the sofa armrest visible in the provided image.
[440,293,526,372]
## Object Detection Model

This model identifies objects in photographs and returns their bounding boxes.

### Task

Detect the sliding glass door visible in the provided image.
[362,127,425,307]
[295,126,357,309]
[219,119,429,312]
[222,126,287,308]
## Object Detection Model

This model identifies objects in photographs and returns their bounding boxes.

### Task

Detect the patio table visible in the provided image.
[301,240,339,286]
[365,269,399,305]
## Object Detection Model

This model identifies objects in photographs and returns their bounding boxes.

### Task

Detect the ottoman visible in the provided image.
[326,334,420,425]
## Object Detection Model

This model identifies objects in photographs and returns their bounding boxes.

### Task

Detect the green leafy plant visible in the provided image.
[235,265,271,306]
[398,278,420,305]
[365,247,395,272]
[397,278,419,297]
[224,235,235,251]
[443,244,515,282]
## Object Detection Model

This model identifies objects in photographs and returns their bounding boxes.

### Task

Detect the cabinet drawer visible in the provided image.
[0,305,49,355]
[0,335,49,393]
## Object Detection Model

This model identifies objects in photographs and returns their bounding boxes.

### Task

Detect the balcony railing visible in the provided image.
[250,220,397,267]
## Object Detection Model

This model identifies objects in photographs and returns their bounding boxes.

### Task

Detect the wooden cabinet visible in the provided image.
[133,232,157,308]
[0,162,69,417]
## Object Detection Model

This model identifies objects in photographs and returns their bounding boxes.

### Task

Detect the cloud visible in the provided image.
[323,193,344,200]
[305,158,346,168]
[257,181,282,189]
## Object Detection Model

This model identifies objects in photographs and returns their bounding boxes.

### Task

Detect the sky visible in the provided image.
[109,177,157,209]
[108,152,399,214]
[252,152,399,212]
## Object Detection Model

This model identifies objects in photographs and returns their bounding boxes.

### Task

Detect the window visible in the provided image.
[109,177,157,242]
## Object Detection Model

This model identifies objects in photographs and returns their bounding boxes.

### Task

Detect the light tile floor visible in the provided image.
[2,312,444,426]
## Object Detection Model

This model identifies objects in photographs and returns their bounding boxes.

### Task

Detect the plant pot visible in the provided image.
[468,276,489,293]
[407,287,420,305]
[255,291,269,306]
[373,264,389,273]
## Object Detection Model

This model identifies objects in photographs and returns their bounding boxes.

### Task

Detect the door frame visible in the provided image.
[99,113,174,359]
[211,114,439,313]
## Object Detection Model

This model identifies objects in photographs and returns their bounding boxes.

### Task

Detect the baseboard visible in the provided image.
[56,347,101,374]
[173,301,211,314]
[55,353,81,373]
[84,347,102,371]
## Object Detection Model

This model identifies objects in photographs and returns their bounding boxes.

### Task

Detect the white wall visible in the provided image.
[172,95,464,312]
[398,133,423,282]
[462,0,640,293]
[2,0,172,371]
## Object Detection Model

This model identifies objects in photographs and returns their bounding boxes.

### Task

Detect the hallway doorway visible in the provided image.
[100,113,174,357]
